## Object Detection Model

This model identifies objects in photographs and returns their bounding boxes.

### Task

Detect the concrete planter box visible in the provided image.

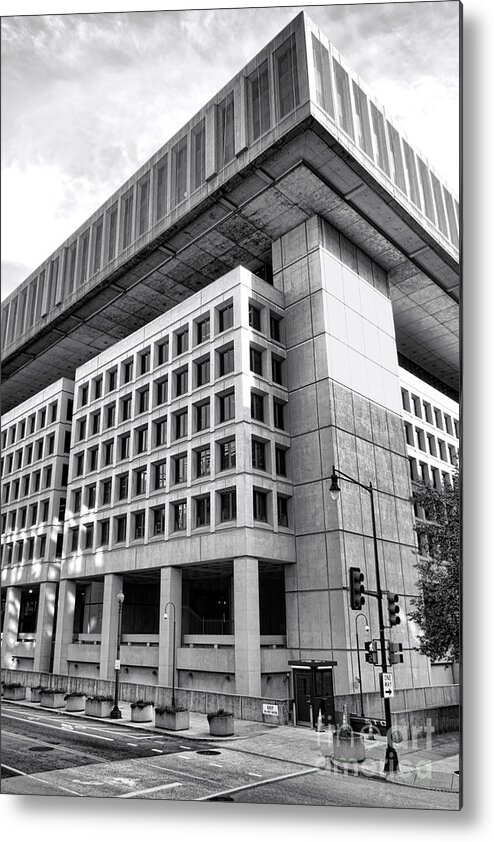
[40,690,66,709]
[130,703,154,723]
[3,685,26,701]
[85,698,113,718]
[155,709,190,731]
[65,694,87,712]
[207,713,234,736]
[30,687,48,703]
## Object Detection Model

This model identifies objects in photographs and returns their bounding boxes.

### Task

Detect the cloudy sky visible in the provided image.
[1,1,460,300]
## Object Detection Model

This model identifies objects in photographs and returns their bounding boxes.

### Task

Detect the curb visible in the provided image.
[328,757,459,793]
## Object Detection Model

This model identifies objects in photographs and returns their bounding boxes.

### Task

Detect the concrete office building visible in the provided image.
[1,13,459,724]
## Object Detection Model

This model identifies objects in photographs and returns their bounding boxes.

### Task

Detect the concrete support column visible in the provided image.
[52,579,77,674]
[233,556,261,697]
[158,567,182,688]
[1,586,21,669]
[33,581,58,673]
[99,573,124,681]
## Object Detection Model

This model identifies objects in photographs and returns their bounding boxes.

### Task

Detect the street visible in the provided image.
[1,702,458,809]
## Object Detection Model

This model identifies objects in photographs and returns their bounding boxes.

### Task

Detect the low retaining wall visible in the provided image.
[0,669,290,725]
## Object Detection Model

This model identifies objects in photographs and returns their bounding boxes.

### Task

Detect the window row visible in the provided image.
[409,457,453,489]
[66,489,292,551]
[401,389,458,438]
[404,422,458,465]
[1,497,63,535]
[311,33,459,247]
[76,303,284,408]
[1,399,71,449]
[2,533,52,565]
[2,463,68,504]
[1,430,71,476]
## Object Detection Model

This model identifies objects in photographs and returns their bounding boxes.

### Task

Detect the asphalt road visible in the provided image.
[1,703,459,810]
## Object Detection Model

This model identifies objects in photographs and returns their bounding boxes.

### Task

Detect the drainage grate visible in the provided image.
[196,749,221,756]
[29,746,54,752]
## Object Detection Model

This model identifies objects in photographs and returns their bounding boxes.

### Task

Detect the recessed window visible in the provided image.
[134,467,147,496]
[216,92,235,168]
[250,346,263,376]
[273,399,286,430]
[172,136,188,207]
[120,188,134,250]
[191,120,205,192]
[122,359,134,384]
[218,344,234,377]
[137,387,149,414]
[434,408,443,430]
[155,377,168,406]
[175,328,189,356]
[195,400,210,432]
[72,488,82,515]
[99,519,110,548]
[249,303,262,331]
[253,489,268,523]
[93,377,103,399]
[156,338,169,366]
[275,34,300,120]
[195,495,211,528]
[247,59,271,142]
[195,446,211,478]
[154,156,168,222]
[139,349,151,376]
[401,389,411,413]
[175,367,188,397]
[118,473,129,501]
[134,511,146,540]
[84,522,94,551]
[218,302,233,333]
[107,368,117,393]
[91,411,101,435]
[218,390,235,423]
[416,429,426,452]
[173,454,188,485]
[219,489,236,522]
[252,438,267,471]
[115,515,127,543]
[135,426,148,454]
[251,392,265,423]
[153,460,167,490]
[404,422,414,446]
[174,409,188,440]
[195,316,210,345]
[271,355,283,385]
[119,432,130,460]
[86,484,96,509]
[154,417,167,447]
[172,501,187,532]
[101,478,112,506]
[70,527,79,553]
[195,355,210,387]
[444,414,453,436]
[137,173,150,237]
[103,439,114,466]
[79,384,89,408]
[120,395,132,422]
[153,507,166,536]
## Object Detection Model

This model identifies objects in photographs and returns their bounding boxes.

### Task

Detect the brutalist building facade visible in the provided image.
[1,13,459,727]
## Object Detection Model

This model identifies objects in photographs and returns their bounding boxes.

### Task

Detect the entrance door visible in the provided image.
[294,671,313,726]
[314,668,335,727]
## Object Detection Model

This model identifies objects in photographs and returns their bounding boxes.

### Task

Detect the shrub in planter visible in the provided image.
[207,708,234,736]
[40,688,66,709]
[85,694,114,718]
[130,699,155,723]
[64,691,87,712]
[3,682,26,701]
[30,685,48,703]
[155,706,190,731]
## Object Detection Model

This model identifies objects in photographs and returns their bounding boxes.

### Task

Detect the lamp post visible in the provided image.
[164,601,177,708]
[110,591,125,720]
[330,465,399,772]
[355,612,369,718]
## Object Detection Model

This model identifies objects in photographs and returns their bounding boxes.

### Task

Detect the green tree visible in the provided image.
[409,473,460,663]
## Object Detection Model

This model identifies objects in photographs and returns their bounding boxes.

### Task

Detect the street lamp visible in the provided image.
[355,612,370,718]
[110,591,125,720]
[164,601,177,709]
[330,465,400,773]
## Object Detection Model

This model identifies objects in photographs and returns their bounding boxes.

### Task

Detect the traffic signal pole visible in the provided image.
[369,483,399,773]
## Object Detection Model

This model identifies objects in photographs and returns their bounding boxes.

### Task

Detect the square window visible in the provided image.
[196,316,210,344]
[249,303,262,331]
[196,446,211,478]
[218,302,233,333]
[173,501,187,532]
[251,392,264,423]
[195,495,211,527]
[218,390,235,423]
[253,489,268,522]
[219,439,236,471]
[219,489,236,522]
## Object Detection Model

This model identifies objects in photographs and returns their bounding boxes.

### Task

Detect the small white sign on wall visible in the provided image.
[262,703,279,715]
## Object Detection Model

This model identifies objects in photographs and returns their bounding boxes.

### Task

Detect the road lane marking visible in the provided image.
[179,745,192,750]
[127,743,139,747]
[209,763,223,767]
[247,773,263,777]
[197,767,318,801]
[118,781,182,798]
[3,713,114,741]
[137,758,217,785]
[151,749,163,753]
[2,764,28,776]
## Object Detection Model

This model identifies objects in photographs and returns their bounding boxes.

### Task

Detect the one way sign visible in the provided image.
[380,672,394,698]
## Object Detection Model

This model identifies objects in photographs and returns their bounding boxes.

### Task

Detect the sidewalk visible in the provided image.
[3,695,460,792]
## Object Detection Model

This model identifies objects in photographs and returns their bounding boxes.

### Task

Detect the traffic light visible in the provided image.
[387,593,401,626]
[389,641,404,664]
[364,641,379,665]
[349,567,365,610]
